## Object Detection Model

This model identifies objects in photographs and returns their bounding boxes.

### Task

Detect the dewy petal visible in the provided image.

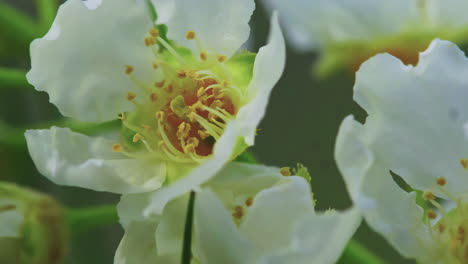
[27,0,155,122]
[237,12,286,145]
[194,189,253,264]
[239,177,314,259]
[153,0,254,57]
[25,127,165,194]
[264,207,361,264]
[114,220,177,264]
[262,0,418,50]
[0,199,22,238]
[354,39,468,196]
[335,116,429,258]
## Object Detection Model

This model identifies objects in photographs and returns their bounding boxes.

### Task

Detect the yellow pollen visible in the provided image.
[198,130,210,139]
[149,28,159,37]
[280,167,292,176]
[124,65,134,74]
[152,61,160,69]
[127,92,137,101]
[423,190,436,201]
[144,37,156,46]
[155,80,165,88]
[200,51,208,61]
[156,111,165,121]
[187,112,197,122]
[183,138,199,154]
[210,100,224,109]
[166,84,174,93]
[112,143,124,152]
[177,122,191,139]
[187,137,199,146]
[149,93,158,102]
[197,87,205,98]
[232,206,244,220]
[186,30,196,40]
[460,158,468,169]
[133,133,143,143]
[177,70,187,78]
[428,209,437,220]
[436,177,447,186]
[217,55,227,63]
[245,197,253,207]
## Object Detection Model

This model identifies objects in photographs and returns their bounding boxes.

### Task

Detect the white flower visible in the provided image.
[25,0,285,212]
[0,183,66,264]
[335,39,468,263]
[263,0,468,76]
[115,163,361,264]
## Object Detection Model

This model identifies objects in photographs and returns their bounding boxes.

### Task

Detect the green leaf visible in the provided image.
[35,0,58,34]
[0,68,30,89]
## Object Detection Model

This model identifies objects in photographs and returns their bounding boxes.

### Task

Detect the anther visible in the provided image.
[198,130,210,139]
[149,28,159,37]
[436,177,447,186]
[187,137,199,147]
[166,84,174,93]
[133,133,143,143]
[197,87,205,97]
[177,70,187,78]
[210,100,224,109]
[152,61,160,69]
[149,93,158,102]
[458,226,465,235]
[200,51,208,61]
[144,37,156,46]
[427,209,437,220]
[124,65,134,74]
[438,224,446,233]
[423,190,436,201]
[156,111,165,121]
[112,143,124,152]
[280,167,292,176]
[127,92,137,101]
[245,197,253,207]
[177,122,191,139]
[217,55,227,63]
[186,30,196,40]
[232,206,243,220]
[155,80,165,88]
[460,158,468,169]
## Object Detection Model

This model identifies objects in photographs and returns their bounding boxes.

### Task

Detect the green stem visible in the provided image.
[35,0,58,33]
[0,68,30,89]
[0,3,39,46]
[338,240,386,264]
[181,191,195,264]
[66,204,119,237]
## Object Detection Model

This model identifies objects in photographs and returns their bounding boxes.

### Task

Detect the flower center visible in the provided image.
[422,171,468,263]
[112,29,243,164]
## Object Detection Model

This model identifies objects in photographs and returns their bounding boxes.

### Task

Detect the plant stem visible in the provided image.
[66,204,119,237]
[181,191,196,264]
[338,239,386,264]
[0,68,30,89]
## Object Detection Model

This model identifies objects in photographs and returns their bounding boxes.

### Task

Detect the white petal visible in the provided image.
[239,177,314,258]
[426,0,468,28]
[114,220,177,264]
[354,39,468,196]
[194,189,253,264]
[237,12,286,145]
[155,195,187,257]
[264,207,361,264]
[155,0,254,57]
[28,0,155,122]
[335,116,430,258]
[262,0,418,50]
[117,192,156,228]
[0,199,22,238]
[144,120,240,215]
[25,127,165,194]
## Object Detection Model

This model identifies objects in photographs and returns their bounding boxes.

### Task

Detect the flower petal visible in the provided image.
[262,0,418,50]
[153,0,254,57]
[194,189,253,264]
[237,12,286,145]
[264,207,361,264]
[155,195,187,257]
[117,192,156,228]
[354,39,468,196]
[25,127,165,194]
[426,0,468,28]
[27,0,156,122]
[239,176,314,258]
[335,116,429,258]
[0,199,22,238]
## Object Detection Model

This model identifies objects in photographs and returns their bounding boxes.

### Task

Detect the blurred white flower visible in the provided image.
[25,0,285,212]
[115,163,361,264]
[263,0,468,76]
[0,183,66,264]
[336,39,468,263]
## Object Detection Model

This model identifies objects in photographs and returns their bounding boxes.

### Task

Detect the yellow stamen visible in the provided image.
[149,28,159,37]
[127,92,137,101]
[186,30,196,40]
[200,51,208,61]
[217,55,227,63]
[124,65,134,74]
[112,143,124,152]
[133,133,143,143]
[280,167,292,176]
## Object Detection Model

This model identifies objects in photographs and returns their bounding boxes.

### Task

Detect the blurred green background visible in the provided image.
[0,0,415,263]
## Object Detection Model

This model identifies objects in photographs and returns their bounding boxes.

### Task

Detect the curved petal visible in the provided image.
[154,0,254,57]
[335,116,430,258]
[117,192,156,228]
[155,195,187,257]
[25,127,165,194]
[237,12,286,145]
[264,207,361,264]
[262,0,418,50]
[239,177,314,259]
[0,199,22,238]
[426,0,468,29]
[354,39,468,196]
[114,220,177,264]
[28,0,156,122]
[194,189,253,264]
